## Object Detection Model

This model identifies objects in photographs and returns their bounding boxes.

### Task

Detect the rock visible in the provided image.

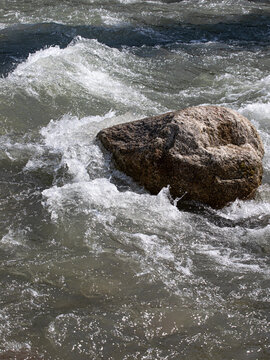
[97,106,264,208]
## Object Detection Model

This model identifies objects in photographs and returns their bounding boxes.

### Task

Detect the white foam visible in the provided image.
[7,38,159,112]
[246,224,270,249]
[240,102,270,129]
[198,244,269,274]
[239,103,270,175]
[42,177,193,292]
[34,110,142,184]
[117,0,145,3]
[39,112,114,182]
[0,228,28,249]
[217,198,270,222]
[42,179,181,223]
[0,136,43,163]
[132,233,175,261]
[100,10,128,25]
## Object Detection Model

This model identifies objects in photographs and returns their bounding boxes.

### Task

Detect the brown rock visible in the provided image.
[97,106,264,208]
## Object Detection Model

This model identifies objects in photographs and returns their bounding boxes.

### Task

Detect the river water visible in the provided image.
[0,0,270,359]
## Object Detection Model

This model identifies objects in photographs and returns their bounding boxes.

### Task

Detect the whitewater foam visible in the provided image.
[241,102,270,129]
[0,228,28,249]
[42,179,181,223]
[6,38,161,114]
[197,244,269,274]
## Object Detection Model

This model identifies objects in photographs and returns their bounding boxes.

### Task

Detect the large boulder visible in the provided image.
[97,106,264,208]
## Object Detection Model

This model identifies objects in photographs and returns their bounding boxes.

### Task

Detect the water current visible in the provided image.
[0,0,270,359]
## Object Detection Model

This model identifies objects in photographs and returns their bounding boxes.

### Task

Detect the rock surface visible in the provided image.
[97,106,264,208]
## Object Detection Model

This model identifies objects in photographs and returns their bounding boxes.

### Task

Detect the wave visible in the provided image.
[1,16,269,76]
[0,37,164,134]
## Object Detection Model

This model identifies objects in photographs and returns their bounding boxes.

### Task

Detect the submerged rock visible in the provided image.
[97,106,264,208]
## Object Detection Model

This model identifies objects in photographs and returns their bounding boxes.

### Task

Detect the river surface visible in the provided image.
[0,1,270,359]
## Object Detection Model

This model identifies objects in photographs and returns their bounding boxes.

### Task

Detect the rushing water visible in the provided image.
[0,0,270,359]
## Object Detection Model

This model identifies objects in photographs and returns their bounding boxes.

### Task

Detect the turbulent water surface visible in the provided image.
[0,0,270,359]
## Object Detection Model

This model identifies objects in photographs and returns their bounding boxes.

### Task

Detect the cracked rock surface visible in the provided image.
[97,106,264,208]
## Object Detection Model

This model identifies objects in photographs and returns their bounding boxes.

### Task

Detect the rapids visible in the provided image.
[0,1,269,359]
